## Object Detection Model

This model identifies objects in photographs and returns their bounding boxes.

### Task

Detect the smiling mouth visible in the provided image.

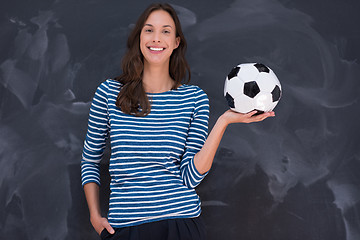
[148,47,165,51]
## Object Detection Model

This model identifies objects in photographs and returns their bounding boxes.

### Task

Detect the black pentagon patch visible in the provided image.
[225,92,235,108]
[244,81,260,98]
[272,85,281,102]
[227,66,240,80]
[254,63,270,73]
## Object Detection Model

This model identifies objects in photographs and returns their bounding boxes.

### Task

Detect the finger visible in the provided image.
[259,112,274,119]
[104,222,115,234]
[247,110,258,117]
[253,113,271,122]
[266,111,275,117]
[261,113,274,121]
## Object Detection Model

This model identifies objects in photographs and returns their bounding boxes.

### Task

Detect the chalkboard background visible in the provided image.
[1,0,360,239]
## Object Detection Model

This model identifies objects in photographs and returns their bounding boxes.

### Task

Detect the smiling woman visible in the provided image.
[81,2,274,240]
[140,10,181,93]
[140,11,180,68]
[114,3,190,117]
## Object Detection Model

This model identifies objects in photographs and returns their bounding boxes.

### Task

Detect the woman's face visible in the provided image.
[140,10,180,67]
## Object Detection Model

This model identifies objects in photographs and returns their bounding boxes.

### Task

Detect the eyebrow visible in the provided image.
[144,23,173,28]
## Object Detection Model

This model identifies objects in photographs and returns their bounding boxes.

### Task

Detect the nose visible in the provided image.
[152,31,161,43]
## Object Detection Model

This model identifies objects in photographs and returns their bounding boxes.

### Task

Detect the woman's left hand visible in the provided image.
[193,109,275,174]
[220,109,275,125]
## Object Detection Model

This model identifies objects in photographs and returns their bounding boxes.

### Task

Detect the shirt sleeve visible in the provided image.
[81,81,110,187]
[180,87,210,189]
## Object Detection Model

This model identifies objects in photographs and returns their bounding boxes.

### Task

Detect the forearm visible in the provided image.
[193,116,229,175]
[83,182,102,219]
[193,109,274,175]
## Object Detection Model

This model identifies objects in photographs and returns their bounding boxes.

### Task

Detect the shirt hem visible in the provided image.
[108,211,202,229]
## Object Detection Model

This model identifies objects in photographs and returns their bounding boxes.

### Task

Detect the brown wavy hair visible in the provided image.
[114,3,191,116]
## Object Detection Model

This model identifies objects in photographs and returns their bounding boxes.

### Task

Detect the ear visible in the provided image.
[174,36,180,49]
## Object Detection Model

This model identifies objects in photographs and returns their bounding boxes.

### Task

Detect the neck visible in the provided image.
[142,61,174,93]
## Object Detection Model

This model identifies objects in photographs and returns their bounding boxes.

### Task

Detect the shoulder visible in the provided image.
[179,85,209,114]
[179,84,208,99]
[95,79,122,94]
[92,79,122,103]
[102,79,122,89]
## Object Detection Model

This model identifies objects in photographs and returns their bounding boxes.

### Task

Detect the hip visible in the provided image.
[100,216,206,240]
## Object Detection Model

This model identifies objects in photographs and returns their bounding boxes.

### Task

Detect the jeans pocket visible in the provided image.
[100,228,109,240]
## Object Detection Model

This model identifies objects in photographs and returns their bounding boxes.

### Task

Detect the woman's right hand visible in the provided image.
[83,183,115,236]
[90,215,115,235]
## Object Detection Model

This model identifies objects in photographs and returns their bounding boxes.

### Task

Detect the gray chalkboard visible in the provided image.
[1,0,359,239]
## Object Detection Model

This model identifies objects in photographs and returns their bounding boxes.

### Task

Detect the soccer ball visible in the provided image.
[224,63,282,114]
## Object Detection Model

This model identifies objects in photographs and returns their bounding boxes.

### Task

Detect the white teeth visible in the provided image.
[149,47,164,51]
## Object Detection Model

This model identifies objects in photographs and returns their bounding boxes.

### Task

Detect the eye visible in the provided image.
[163,29,171,34]
[144,28,152,33]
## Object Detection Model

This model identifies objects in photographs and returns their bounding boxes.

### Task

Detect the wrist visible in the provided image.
[216,115,230,131]
[89,211,102,220]
[218,113,230,127]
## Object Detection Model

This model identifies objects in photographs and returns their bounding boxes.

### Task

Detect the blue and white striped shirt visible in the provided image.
[81,79,210,228]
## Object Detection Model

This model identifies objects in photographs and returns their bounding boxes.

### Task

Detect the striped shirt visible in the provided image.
[81,79,210,228]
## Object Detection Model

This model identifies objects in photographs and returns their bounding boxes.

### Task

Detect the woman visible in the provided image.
[81,3,274,240]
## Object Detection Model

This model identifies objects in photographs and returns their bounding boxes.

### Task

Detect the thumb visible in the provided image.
[247,110,258,117]
[104,221,115,234]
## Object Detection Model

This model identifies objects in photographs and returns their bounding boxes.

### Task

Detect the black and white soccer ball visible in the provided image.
[224,63,282,114]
